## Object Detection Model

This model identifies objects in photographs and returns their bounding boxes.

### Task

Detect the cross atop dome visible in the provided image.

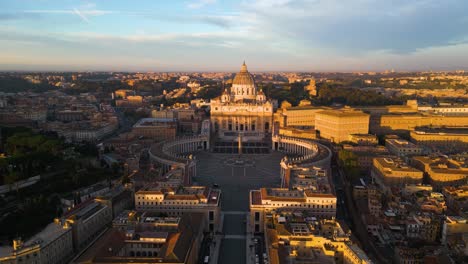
[240,61,248,72]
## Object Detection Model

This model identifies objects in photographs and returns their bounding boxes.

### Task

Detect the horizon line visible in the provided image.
[1,68,467,74]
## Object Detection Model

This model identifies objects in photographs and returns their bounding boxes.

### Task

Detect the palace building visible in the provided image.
[210,62,274,153]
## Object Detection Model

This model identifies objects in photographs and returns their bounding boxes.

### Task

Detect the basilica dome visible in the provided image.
[232,62,255,87]
[231,62,257,101]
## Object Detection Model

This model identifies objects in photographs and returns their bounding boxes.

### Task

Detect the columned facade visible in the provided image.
[210,62,273,153]
[149,135,209,185]
[272,135,332,188]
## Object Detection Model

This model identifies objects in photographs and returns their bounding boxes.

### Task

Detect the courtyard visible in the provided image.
[195,151,284,211]
[194,151,284,264]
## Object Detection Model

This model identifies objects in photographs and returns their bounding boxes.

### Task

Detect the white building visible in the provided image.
[210,62,273,153]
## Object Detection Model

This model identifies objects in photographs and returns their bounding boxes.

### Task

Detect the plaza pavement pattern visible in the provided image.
[194,152,284,264]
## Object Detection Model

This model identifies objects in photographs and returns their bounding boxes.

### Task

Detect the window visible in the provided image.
[209,211,214,221]
[255,212,260,221]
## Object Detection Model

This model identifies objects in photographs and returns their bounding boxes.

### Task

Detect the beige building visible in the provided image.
[210,62,273,152]
[135,186,221,232]
[132,118,177,141]
[348,134,378,145]
[405,214,440,242]
[152,108,201,134]
[115,97,144,107]
[152,108,197,121]
[358,101,418,116]
[370,113,468,135]
[315,109,370,143]
[264,211,371,264]
[0,221,74,264]
[276,105,330,128]
[385,138,423,157]
[371,157,423,189]
[278,127,317,140]
[114,89,134,99]
[410,127,468,151]
[443,186,468,214]
[412,156,468,188]
[249,188,336,233]
[152,109,176,119]
[442,216,468,245]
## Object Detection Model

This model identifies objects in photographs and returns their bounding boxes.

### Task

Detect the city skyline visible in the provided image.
[2,0,468,72]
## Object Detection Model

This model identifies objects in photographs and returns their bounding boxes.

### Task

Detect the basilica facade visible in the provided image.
[210,62,273,153]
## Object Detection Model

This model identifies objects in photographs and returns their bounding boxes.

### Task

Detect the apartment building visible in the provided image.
[134,186,221,232]
[249,188,336,233]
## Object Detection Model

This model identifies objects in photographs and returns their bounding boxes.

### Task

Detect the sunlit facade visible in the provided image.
[210,62,273,152]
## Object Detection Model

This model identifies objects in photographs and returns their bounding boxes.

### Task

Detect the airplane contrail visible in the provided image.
[73,8,90,23]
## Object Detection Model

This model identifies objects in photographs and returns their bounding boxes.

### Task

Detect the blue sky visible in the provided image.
[1,0,468,71]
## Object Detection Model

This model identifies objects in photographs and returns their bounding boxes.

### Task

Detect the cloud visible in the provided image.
[21,8,236,29]
[196,15,235,28]
[23,9,114,16]
[3,0,468,71]
[0,26,255,51]
[23,5,114,23]
[240,0,468,53]
[65,30,256,46]
[0,12,41,21]
[135,13,239,29]
[187,0,216,9]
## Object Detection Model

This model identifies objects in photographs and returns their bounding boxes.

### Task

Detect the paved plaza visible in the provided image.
[194,151,284,264]
[195,151,284,211]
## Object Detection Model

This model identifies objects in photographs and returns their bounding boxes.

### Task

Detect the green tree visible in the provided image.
[338,149,361,181]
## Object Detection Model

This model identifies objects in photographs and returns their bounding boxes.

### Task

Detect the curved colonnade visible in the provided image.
[149,134,331,188]
[272,135,332,187]
[148,135,210,186]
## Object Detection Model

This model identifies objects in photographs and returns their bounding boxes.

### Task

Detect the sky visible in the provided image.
[1,0,468,72]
